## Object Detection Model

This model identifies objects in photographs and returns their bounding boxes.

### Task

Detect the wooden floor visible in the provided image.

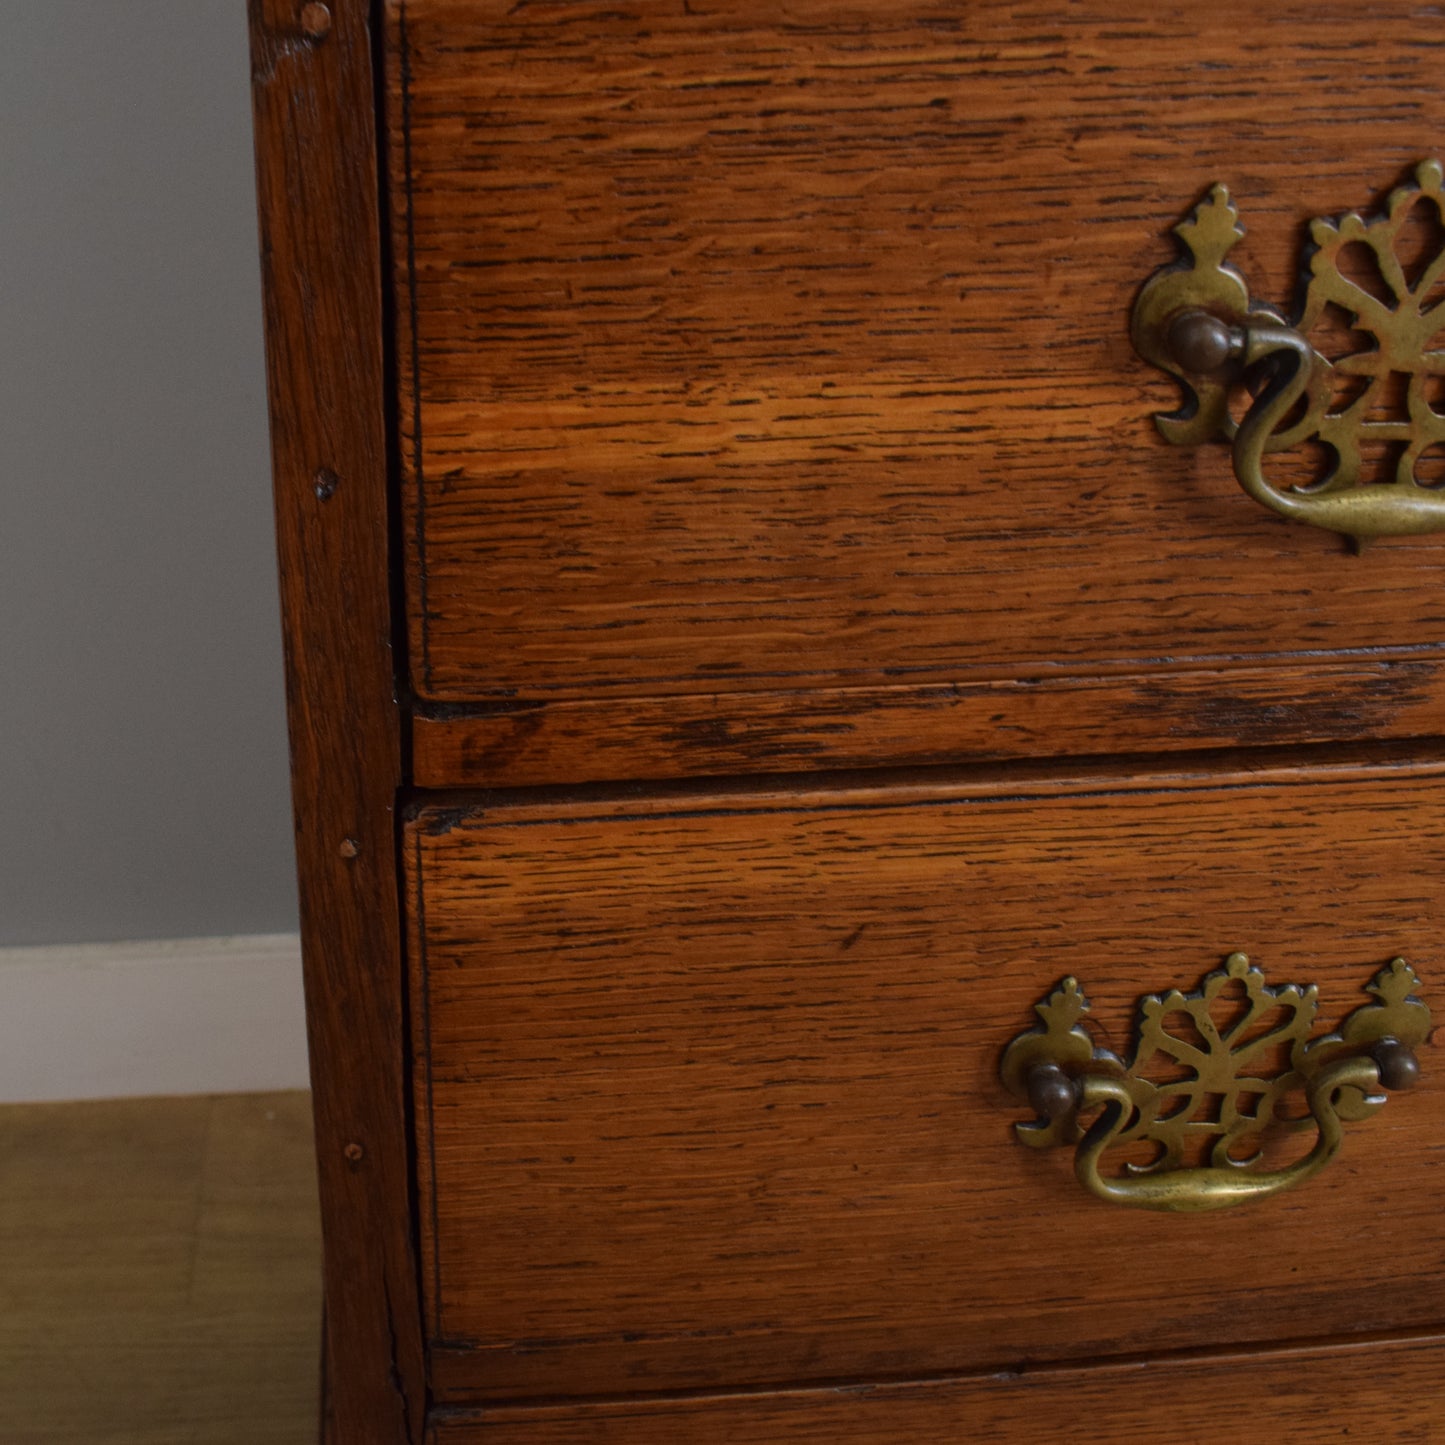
[0,1091,321,1444]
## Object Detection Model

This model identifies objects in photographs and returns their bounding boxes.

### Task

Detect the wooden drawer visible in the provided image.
[391,1,1445,785]
[407,760,1445,1403]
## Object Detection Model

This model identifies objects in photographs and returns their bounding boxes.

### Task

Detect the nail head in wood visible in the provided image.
[300,3,332,41]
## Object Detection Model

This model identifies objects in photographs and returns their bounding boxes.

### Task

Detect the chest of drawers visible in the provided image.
[249,3,1445,1440]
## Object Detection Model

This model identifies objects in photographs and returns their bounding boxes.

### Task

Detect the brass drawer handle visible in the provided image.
[1000,954,1429,1213]
[1132,161,1445,543]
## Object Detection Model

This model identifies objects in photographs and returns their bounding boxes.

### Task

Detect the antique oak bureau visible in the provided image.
[250,3,1445,1440]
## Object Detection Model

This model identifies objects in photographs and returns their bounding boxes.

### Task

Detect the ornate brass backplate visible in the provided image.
[1132,160,1445,541]
[1000,954,1429,1212]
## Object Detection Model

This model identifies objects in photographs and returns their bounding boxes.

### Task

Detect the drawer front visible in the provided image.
[407,763,1445,1401]
[428,1335,1445,1443]
[389,2,1445,760]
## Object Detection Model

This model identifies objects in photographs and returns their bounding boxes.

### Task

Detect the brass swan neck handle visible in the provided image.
[1164,313,1445,540]
[1050,1050,1390,1213]
[1132,161,1445,544]
[1000,955,1429,1213]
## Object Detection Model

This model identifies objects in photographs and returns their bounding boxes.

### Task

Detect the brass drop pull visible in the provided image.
[999,954,1429,1213]
[1131,160,1445,543]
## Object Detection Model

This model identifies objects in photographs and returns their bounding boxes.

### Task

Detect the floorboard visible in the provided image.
[0,1091,321,1444]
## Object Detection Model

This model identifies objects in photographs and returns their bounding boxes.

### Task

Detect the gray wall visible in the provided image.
[0,2,298,946]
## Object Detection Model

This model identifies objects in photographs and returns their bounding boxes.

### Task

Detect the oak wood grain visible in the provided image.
[407,763,1445,1401]
[427,1334,1445,1443]
[413,652,1445,787]
[248,4,424,1440]
[389,0,1445,751]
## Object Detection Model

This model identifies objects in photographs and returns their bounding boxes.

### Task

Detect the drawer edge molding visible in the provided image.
[411,654,1445,788]
[425,1332,1445,1444]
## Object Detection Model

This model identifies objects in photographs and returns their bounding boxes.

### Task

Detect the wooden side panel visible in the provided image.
[390,0,1445,712]
[408,766,1445,1401]
[248,5,424,1441]
[428,1335,1445,1443]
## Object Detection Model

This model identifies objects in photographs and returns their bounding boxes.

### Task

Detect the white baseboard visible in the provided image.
[0,933,309,1103]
